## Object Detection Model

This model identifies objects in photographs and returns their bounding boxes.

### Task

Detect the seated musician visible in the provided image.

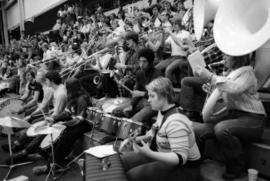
[120,77,201,181]
[142,24,164,65]
[3,71,67,164]
[113,48,162,126]
[180,44,224,121]
[24,70,54,123]
[33,77,92,174]
[192,55,266,180]
[94,31,142,98]
[155,18,190,87]
[15,69,44,116]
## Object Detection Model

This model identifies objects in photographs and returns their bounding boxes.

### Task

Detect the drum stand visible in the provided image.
[0,127,32,181]
[45,133,64,181]
[54,122,96,178]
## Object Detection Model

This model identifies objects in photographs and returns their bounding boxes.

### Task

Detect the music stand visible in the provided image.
[0,117,32,181]
[45,132,64,181]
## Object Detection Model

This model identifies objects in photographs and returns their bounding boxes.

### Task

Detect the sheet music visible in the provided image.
[84,145,117,158]
[188,50,206,72]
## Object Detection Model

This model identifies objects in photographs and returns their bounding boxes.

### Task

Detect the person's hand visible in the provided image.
[123,106,133,117]
[134,135,152,144]
[118,138,133,153]
[24,115,31,122]
[133,140,152,156]
[194,65,213,81]
[141,34,149,41]
[45,117,54,125]
[131,90,145,98]
[115,63,127,69]
[164,27,172,34]
[57,121,65,125]
[202,83,212,94]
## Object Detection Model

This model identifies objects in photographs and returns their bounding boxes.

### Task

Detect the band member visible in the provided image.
[114,31,142,97]
[193,55,266,179]
[25,70,54,123]
[33,77,92,174]
[142,25,164,64]
[3,71,67,164]
[98,31,142,98]
[155,18,190,87]
[16,70,44,116]
[113,48,162,125]
[120,77,201,181]
[180,44,224,121]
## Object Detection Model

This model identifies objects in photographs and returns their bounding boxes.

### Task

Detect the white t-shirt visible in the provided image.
[165,30,190,56]
[52,84,67,117]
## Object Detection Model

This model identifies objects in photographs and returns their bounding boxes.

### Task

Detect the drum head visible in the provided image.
[27,120,48,137]
[102,98,131,113]
[0,98,24,119]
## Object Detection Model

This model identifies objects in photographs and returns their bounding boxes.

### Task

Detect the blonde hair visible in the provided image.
[146,77,175,103]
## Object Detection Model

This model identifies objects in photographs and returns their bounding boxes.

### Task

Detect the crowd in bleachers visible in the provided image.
[0,0,266,180]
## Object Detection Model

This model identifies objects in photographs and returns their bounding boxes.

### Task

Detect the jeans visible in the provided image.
[180,77,207,112]
[54,120,92,166]
[121,152,201,181]
[192,110,265,172]
[155,56,187,86]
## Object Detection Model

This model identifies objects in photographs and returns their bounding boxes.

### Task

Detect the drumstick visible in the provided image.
[40,109,46,118]
[113,77,132,93]
[40,109,52,125]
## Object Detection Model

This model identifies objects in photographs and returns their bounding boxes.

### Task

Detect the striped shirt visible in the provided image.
[215,66,266,116]
[153,111,201,164]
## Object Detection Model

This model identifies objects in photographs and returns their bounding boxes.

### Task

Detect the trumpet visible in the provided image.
[60,48,110,78]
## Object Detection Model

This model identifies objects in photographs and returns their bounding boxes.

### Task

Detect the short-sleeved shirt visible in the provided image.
[165,30,190,57]
[28,81,44,102]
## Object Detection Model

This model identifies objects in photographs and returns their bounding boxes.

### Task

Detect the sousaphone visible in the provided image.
[193,0,221,40]
[213,0,270,88]
[202,0,270,122]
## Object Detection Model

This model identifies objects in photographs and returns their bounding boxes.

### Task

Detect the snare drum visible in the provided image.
[40,124,66,149]
[99,113,120,135]
[117,119,144,140]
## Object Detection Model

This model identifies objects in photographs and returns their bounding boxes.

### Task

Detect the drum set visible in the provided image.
[0,97,66,181]
[86,105,145,142]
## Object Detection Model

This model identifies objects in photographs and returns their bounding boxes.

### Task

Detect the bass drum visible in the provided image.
[40,124,66,149]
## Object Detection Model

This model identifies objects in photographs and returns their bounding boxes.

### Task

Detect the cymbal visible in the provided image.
[33,124,66,135]
[0,116,31,128]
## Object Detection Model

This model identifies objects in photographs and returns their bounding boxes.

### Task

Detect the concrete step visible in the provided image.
[83,130,270,180]
[201,160,267,181]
